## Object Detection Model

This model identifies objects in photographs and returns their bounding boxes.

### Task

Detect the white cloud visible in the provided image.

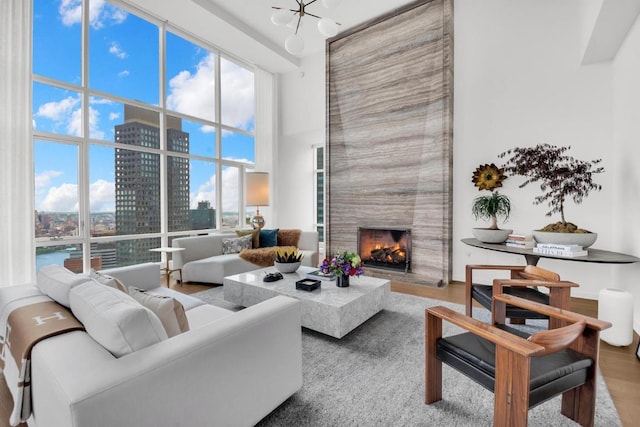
[167,54,216,122]
[191,174,216,209]
[67,108,83,137]
[221,59,255,131]
[59,0,127,29]
[109,112,120,121]
[35,170,63,189]
[37,179,115,212]
[39,183,79,212]
[90,179,115,212]
[200,125,215,134]
[35,96,80,121]
[109,42,127,59]
[87,107,105,140]
[117,70,130,78]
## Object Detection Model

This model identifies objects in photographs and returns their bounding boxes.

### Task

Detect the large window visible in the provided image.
[313,145,325,244]
[33,0,256,271]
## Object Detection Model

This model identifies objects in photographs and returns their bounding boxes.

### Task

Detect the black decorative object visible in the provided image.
[296,279,321,292]
[336,274,350,288]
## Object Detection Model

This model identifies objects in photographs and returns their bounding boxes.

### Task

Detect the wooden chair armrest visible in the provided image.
[466,264,526,273]
[426,306,545,357]
[493,294,612,331]
[493,279,579,288]
[528,320,586,356]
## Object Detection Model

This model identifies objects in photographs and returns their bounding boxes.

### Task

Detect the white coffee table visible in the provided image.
[223,266,390,338]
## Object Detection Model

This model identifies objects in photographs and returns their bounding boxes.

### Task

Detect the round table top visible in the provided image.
[462,238,640,264]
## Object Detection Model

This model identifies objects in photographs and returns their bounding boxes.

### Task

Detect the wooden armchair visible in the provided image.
[425,294,611,427]
[465,264,578,328]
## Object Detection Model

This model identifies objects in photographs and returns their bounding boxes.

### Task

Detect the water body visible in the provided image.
[36,251,69,272]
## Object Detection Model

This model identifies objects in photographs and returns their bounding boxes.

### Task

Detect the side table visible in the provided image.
[150,247,185,287]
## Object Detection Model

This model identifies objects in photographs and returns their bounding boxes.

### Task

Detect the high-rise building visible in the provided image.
[190,200,216,230]
[115,105,190,265]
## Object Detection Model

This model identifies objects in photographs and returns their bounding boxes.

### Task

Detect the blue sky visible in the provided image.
[32,0,255,214]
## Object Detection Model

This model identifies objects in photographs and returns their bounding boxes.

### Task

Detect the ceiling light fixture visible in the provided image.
[271,0,342,55]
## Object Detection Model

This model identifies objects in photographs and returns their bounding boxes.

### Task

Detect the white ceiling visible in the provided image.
[124,0,639,73]
[125,0,416,72]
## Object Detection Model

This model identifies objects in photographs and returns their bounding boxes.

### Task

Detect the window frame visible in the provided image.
[32,0,257,271]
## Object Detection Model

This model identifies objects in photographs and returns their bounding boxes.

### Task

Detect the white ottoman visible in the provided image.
[598,288,634,346]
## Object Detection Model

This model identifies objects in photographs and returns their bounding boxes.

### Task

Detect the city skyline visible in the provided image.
[33,0,256,217]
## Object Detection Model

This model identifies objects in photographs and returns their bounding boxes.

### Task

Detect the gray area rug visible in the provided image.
[193,287,621,426]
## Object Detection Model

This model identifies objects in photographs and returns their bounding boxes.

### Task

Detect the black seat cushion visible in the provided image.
[436,331,592,408]
[472,284,549,319]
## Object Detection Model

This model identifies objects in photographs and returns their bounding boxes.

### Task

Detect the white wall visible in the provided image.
[612,12,640,333]
[453,0,615,301]
[276,53,326,231]
[276,1,640,327]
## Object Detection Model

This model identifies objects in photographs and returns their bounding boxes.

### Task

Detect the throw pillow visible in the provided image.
[259,228,279,248]
[37,264,93,308]
[89,269,128,293]
[129,288,189,337]
[277,229,302,247]
[222,234,253,254]
[236,229,260,248]
[69,281,168,358]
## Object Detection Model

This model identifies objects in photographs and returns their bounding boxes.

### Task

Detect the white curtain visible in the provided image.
[0,0,35,286]
[255,67,277,226]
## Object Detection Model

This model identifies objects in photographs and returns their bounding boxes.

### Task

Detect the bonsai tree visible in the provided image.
[499,143,604,233]
[471,163,511,229]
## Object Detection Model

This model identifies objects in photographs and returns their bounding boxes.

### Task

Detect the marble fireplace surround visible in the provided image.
[326,0,453,286]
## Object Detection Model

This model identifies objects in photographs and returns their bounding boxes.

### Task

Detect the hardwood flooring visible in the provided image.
[1,280,638,426]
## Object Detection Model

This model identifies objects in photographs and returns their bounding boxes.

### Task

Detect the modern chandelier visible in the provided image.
[271,0,343,55]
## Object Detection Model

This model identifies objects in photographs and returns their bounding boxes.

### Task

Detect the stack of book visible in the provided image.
[505,234,535,249]
[305,269,336,281]
[533,243,588,257]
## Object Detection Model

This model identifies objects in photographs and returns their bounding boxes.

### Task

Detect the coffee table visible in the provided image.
[223,266,390,338]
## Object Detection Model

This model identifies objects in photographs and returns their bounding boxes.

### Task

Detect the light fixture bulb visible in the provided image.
[271,9,293,26]
[285,34,305,55]
[317,18,338,37]
[322,0,343,8]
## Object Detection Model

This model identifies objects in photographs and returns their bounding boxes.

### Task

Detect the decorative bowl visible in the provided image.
[471,228,512,244]
[532,231,597,248]
[274,261,301,273]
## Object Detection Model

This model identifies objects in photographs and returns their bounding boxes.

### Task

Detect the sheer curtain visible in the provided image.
[0,0,35,286]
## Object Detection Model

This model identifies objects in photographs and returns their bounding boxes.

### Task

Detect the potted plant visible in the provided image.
[499,143,604,247]
[470,163,513,243]
[274,249,304,273]
[320,251,364,287]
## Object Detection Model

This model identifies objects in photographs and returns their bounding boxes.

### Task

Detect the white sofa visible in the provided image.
[0,263,303,427]
[172,230,319,284]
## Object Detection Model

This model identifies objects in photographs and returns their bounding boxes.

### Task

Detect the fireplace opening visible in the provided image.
[358,227,411,273]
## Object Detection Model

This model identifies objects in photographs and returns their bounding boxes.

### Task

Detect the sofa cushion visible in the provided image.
[236,229,260,248]
[185,304,235,329]
[259,228,279,248]
[143,286,205,311]
[277,229,302,247]
[37,264,93,307]
[129,288,189,337]
[239,246,297,267]
[90,269,128,293]
[222,234,253,255]
[69,281,168,357]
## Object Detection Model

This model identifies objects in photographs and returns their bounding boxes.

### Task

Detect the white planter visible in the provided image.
[532,231,597,248]
[274,261,301,273]
[471,228,512,244]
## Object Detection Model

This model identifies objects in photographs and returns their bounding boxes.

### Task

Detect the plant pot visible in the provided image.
[532,231,597,248]
[471,228,512,244]
[274,261,301,273]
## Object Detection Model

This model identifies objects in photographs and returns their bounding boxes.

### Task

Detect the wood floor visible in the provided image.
[2,280,638,426]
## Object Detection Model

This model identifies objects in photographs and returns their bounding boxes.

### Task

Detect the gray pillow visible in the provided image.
[222,234,253,254]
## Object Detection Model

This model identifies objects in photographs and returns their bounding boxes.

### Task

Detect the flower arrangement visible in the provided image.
[321,251,364,277]
[471,163,511,230]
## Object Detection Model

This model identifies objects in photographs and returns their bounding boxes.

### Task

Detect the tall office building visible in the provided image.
[115,105,190,265]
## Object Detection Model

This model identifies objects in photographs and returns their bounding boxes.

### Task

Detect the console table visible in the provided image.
[462,238,640,266]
